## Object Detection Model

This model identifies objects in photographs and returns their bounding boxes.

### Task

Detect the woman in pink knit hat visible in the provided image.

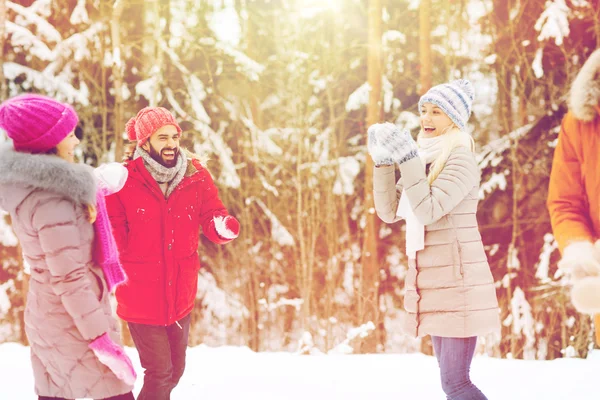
[0,94,136,400]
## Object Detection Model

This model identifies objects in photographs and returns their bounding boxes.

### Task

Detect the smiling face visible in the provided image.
[420,103,455,138]
[142,125,181,167]
[55,131,80,163]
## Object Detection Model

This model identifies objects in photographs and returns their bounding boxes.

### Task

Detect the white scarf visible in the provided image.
[396,135,446,259]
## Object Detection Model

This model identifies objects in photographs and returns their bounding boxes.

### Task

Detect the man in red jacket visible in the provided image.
[106,106,240,400]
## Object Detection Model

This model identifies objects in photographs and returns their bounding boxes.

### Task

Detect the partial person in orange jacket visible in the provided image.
[106,107,240,400]
[547,49,600,335]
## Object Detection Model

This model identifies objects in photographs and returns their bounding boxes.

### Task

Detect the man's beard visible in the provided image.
[148,143,179,168]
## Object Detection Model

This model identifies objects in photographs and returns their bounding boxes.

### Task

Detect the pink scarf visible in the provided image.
[92,164,128,292]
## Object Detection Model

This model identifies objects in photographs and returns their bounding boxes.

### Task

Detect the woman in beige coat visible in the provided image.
[368,80,500,400]
[0,94,135,400]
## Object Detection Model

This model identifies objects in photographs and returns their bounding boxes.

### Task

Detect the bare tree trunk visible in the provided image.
[560,302,568,354]
[296,129,310,333]
[419,0,432,94]
[245,0,266,128]
[99,1,108,162]
[239,166,260,351]
[359,0,382,354]
[0,0,7,100]
[248,265,261,351]
[499,61,513,135]
[111,0,125,162]
[147,0,163,106]
[19,272,29,345]
[162,0,171,82]
[507,135,520,357]
[14,242,28,345]
[594,5,600,45]
[491,0,514,359]
[493,0,513,133]
[595,315,600,347]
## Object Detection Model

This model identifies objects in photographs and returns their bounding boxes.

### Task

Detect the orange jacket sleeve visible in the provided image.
[547,112,595,253]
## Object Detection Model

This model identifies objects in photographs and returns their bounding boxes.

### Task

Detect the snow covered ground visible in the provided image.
[0,343,598,399]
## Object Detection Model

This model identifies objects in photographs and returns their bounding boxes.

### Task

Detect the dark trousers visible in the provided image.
[39,392,134,400]
[431,336,488,400]
[128,313,191,400]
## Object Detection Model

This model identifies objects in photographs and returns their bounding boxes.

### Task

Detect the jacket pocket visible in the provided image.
[89,267,106,302]
[121,259,162,282]
[175,255,201,311]
[116,260,164,321]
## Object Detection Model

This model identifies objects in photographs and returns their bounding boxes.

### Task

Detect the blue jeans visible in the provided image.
[431,336,488,400]
[128,313,191,400]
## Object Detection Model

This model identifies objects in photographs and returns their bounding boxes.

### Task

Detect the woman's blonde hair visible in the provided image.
[424,126,475,184]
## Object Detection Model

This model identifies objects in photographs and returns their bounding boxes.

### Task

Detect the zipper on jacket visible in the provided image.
[448,215,464,279]
[457,240,464,276]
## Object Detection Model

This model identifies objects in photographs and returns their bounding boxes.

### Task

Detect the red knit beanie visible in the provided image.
[126,107,182,146]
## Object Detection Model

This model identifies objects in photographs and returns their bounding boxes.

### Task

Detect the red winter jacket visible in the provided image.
[106,156,237,325]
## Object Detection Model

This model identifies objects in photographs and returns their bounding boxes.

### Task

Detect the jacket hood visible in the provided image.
[0,142,96,212]
[569,49,600,122]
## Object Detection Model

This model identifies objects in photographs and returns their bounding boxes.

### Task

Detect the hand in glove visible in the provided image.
[557,241,600,281]
[367,123,394,166]
[370,122,418,165]
[95,163,129,196]
[559,241,600,314]
[214,215,240,240]
[89,333,136,386]
[571,277,600,314]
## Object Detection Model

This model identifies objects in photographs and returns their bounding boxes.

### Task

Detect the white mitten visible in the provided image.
[571,277,600,314]
[557,241,600,281]
[94,163,129,195]
[367,123,394,166]
[375,123,418,165]
[559,241,600,314]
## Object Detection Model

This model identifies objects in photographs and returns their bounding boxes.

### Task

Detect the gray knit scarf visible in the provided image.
[134,147,188,198]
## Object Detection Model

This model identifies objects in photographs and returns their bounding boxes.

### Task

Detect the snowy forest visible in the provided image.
[0,0,599,362]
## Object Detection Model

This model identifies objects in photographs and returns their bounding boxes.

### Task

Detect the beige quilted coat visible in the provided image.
[0,144,133,399]
[373,147,500,338]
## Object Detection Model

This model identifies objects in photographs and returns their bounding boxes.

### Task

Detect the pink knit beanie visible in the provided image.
[126,107,182,146]
[0,93,79,153]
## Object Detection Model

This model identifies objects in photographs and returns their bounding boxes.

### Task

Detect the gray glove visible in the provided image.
[367,123,394,166]
[370,122,418,165]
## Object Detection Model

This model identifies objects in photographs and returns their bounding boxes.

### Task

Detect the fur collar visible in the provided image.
[569,49,600,122]
[183,148,206,177]
[0,142,97,205]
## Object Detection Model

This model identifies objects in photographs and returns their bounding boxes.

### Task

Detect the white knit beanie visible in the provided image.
[418,79,475,131]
